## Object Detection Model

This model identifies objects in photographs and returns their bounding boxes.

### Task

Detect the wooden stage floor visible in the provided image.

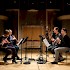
[0,52,70,70]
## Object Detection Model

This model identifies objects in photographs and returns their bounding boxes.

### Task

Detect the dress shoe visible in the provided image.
[58,58,65,62]
[17,57,22,60]
[4,62,9,65]
[12,60,17,64]
[51,61,58,64]
[3,58,7,62]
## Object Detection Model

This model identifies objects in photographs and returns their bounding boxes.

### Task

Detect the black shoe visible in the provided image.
[3,58,9,65]
[17,57,22,60]
[4,62,9,65]
[12,60,17,64]
[3,58,7,62]
[51,61,58,64]
[58,58,65,62]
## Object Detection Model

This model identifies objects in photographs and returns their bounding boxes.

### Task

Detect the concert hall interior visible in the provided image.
[0,0,70,70]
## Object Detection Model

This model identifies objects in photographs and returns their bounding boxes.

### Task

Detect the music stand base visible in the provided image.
[29,58,35,61]
[20,59,23,64]
[36,57,47,64]
[37,60,46,64]
[23,60,30,64]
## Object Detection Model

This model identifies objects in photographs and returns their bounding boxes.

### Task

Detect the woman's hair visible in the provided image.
[62,28,67,33]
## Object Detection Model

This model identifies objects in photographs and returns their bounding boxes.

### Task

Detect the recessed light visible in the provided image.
[50,1,52,4]
[32,3,34,4]
[67,3,68,5]
[67,3,70,5]
[14,1,16,4]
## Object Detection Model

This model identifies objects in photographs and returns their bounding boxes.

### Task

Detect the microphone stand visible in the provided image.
[37,35,46,64]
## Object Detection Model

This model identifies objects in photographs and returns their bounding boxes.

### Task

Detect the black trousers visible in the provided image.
[0,47,17,62]
[6,47,17,62]
[0,48,11,62]
[13,45,19,58]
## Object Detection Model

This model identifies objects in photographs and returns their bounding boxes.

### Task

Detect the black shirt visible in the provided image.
[59,35,70,48]
[0,35,8,47]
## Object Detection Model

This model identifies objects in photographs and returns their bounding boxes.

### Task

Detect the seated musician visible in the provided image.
[47,27,61,54]
[0,29,17,64]
[51,28,70,64]
[7,29,21,60]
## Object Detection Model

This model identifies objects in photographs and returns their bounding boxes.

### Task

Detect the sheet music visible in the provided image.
[43,38,50,47]
[16,38,23,46]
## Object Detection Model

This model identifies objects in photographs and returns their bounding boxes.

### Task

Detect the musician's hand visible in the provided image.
[2,39,10,45]
[51,38,55,42]
[13,37,16,40]
[56,37,61,44]
[2,40,7,45]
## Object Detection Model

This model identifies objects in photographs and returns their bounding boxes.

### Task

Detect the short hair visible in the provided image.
[9,29,12,32]
[62,28,67,33]
[4,29,9,34]
[54,27,59,31]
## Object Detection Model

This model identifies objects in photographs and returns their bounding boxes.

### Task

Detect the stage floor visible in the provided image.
[0,52,70,70]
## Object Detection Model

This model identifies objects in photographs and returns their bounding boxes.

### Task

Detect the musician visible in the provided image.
[8,29,21,60]
[0,29,17,64]
[51,28,70,64]
[47,27,61,54]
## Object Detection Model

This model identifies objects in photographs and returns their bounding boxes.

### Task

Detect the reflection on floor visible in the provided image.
[0,51,70,70]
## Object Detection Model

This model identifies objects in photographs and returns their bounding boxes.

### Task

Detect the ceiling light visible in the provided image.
[50,1,52,4]
[32,3,34,4]
[67,3,70,5]
[14,0,16,4]
[0,15,8,20]
[27,9,38,12]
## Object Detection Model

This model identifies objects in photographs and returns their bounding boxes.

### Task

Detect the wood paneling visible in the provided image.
[22,26,45,40]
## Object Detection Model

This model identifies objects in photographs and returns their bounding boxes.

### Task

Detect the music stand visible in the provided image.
[37,35,46,64]
[23,37,30,64]
[43,38,51,62]
[17,37,29,64]
[17,38,25,64]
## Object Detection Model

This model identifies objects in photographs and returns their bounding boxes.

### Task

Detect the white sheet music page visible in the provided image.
[43,38,50,47]
[16,38,23,46]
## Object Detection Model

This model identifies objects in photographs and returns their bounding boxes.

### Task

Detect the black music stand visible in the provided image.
[37,35,46,64]
[23,37,30,64]
[17,37,29,64]
[17,38,25,64]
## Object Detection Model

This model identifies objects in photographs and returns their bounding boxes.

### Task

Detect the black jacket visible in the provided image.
[59,35,70,48]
